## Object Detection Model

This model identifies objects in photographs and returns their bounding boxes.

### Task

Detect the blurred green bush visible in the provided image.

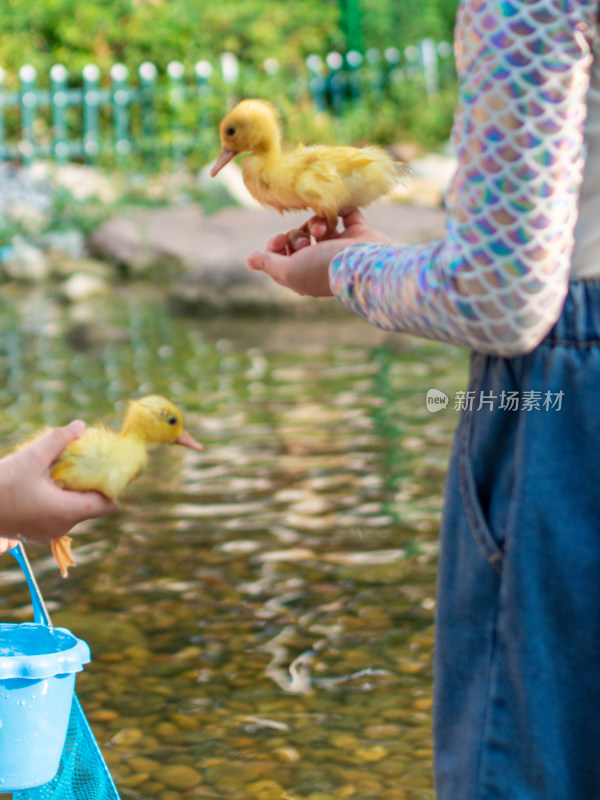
[0,0,457,76]
[0,0,459,157]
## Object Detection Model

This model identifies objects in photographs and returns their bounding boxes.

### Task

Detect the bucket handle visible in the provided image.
[9,543,52,627]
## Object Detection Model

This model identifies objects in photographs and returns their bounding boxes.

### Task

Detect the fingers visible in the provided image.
[7,484,118,545]
[266,233,289,254]
[340,208,367,229]
[247,243,336,298]
[0,538,19,555]
[265,210,371,255]
[246,250,291,288]
[25,420,86,468]
[0,420,118,545]
[267,231,312,255]
[307,217,329,240]
[247,209,388,299]
[266,217,331,255]
[62,489,118,518]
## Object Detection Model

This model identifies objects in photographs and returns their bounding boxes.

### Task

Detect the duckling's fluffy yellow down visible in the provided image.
[50,395,203,500]
[19,395,203,577]
[211,99,407,232]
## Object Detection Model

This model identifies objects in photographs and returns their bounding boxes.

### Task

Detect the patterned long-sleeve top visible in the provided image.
[329,0,600,356]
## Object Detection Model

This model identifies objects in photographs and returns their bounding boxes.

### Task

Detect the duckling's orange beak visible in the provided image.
[175,429,204,451]
[210,146,236,177]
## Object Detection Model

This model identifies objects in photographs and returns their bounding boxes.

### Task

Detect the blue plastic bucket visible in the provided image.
[0,612,90,791]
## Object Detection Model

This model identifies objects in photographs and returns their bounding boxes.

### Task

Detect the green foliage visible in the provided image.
[0,0,460,156]
[277,78,457,154]
[0,0,342,81]
[0,0,459,80]
[361,0,457,50]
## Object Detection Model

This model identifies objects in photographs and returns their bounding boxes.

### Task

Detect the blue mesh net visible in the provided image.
[13,696,120,800]
[8,546,121,800]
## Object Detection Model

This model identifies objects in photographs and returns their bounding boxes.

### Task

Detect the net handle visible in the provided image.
[9,543,52,627]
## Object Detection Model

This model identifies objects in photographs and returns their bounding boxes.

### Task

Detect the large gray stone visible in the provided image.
[88,200,447,313]
[89,201,445,272]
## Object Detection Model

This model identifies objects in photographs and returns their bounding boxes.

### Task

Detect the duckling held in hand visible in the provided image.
[22,395,203,578]
[211,99,407,238]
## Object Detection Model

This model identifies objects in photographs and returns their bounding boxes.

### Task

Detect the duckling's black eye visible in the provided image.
[167,416,178,426]
[225,126,236,137]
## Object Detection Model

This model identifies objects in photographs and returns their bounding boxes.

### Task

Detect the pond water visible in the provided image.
[0,288,468,800]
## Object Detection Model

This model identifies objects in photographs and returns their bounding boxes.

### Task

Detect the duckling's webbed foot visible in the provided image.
[322,212,340,239]
[51,535,75,578]
[285,215,339,255]
[285,222,312,255]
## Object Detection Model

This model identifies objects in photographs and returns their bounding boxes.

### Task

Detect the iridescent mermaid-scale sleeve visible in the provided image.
[329,0,599,356]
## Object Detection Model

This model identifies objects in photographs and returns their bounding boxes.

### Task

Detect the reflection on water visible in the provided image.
[0,289,468,800]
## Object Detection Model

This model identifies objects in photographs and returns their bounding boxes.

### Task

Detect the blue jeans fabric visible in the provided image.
[434,281,600,800]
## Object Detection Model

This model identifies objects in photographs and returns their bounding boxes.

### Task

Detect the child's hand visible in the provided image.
[0,421,117,546]
[246,210,391,297]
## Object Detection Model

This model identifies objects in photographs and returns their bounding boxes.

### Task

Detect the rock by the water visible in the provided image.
[1,237,50,282]
[58,271,111,303]
[40,228,87,260]
[30,162,121,204]
[88,201,446,314]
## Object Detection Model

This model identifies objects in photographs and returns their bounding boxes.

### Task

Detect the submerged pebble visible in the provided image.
[160,765,203,790]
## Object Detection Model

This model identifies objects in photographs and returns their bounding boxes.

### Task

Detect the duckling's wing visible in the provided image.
[318,145,406,206]
[51,425,146,499]
[289,148,351,217]
[304,144,403,175]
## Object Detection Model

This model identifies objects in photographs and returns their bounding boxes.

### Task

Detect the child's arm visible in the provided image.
[328,0,598,356]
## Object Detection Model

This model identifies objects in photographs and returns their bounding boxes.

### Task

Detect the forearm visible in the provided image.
[329,231,569,356]
[330,0,599,357]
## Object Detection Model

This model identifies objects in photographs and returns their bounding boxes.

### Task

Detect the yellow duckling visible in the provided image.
[210,99,407,237]
[22,395,203,577]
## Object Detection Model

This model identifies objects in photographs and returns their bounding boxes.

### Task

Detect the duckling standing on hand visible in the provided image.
[19,395,203,577]
[211,99,407,241]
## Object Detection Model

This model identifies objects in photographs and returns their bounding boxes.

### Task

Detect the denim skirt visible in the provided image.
[434,281,600,800]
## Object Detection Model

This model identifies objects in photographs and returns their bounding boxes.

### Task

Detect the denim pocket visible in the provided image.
[455,354,517,574]
[457,409,505,574]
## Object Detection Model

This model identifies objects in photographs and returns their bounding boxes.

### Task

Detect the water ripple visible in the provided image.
[0,290,467,800]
